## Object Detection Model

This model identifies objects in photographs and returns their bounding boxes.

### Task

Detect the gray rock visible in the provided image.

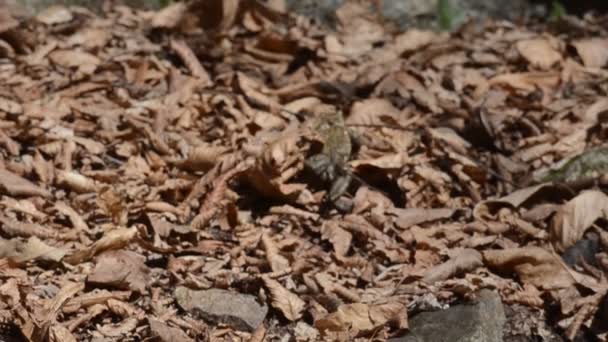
[390,289,506,342]
[174,287,268,332]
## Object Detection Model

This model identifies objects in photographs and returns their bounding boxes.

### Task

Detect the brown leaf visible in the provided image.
[0,215,73,240]
[0,168,51,198]
[0,7,18,34]
[150,2,188,29]
[172,144,230,171]
[346,98,401,127]
[483,247,574,290]
[237,72,281,110]
[550,190,608,252]
[72,136,105,155]
[32,281,85,341]
[315,302,406,333]
[149,318,194,342]
[1,197,46,219]
[389,207,457,230]
[261,232,290,273]
[350,152,409,170]
[516,38,562,70]
[169,39,211,86]
[54,201,88,232]
[64,227,138,265]
[262,277,306,321]
[321,220,352,257]
[88,250,150,294]
[97,317,139,337]
[66,28,111,50]
[423,248,483,284]
[0,236,68,264]
[35,5,73,25]
[393,29,439,55]
[488,72,560,92]
[49,324,78,342]
[571,38,608,68]
[57,170,98,193]
[0,96,22,114]
[582,97,608,126]
[474,183,565,220]
[48,50,100,74]
[62,290,131,314]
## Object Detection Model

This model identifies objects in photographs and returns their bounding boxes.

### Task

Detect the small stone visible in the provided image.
[174,287,268,332]
[390,289,506,342]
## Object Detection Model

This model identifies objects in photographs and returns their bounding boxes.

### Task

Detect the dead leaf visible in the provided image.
[423,248,483,284]
[551,190,608,252]
[169,39,211,86]
[0,96,22,114]
[64,227,138,265]
[394,29,439,55]
[483,247,574,290]
[150,2,188,29]
[88,250,150,294]
[48,324,78,342]
[321,220,352,257]
[0,237,68,264]
[0,169,51,198]
[35,5,73,25]
[261,232,290,273]
[0,7,18,33]
[67,28,111,50]
[148,318,194,342]
[571,38,608,68]
[48,50,101,74]
[488,72,560,92]
[32,281,84,341]
[389,207,457,230]
[315,302,405,333]
[262,277,306,321]
[57,170,98,193]
[516,38,562,70]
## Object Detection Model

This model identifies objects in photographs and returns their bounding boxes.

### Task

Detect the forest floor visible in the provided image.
[1,1,608,341]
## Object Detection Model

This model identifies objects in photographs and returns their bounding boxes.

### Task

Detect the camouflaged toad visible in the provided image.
[304,111,354,203]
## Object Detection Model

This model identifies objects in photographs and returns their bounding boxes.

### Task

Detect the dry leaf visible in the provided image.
[88,250,150,294]
[516,38,562,70]
[571,38,608,68]
[483,247,574,290]
[315,302,405,333]
[33,281,85,341]
[394,29,438,55]
[423,248,483,284]
[488,72,560,92]
[390,207,457,230]
[261,232,290,273]
[0,169,51,198]
[150,2,187,29]
[64,227,138,265]
[49,324,78,342]
[148,318,194,342]
[35,5,73,25]
[49,50,101,74]
[550,190,608,252]
[0,237,68,264]
[262,277,306,321]
[321,220,352,257]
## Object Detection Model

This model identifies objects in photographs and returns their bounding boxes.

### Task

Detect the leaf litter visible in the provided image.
[1,0,608,341]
